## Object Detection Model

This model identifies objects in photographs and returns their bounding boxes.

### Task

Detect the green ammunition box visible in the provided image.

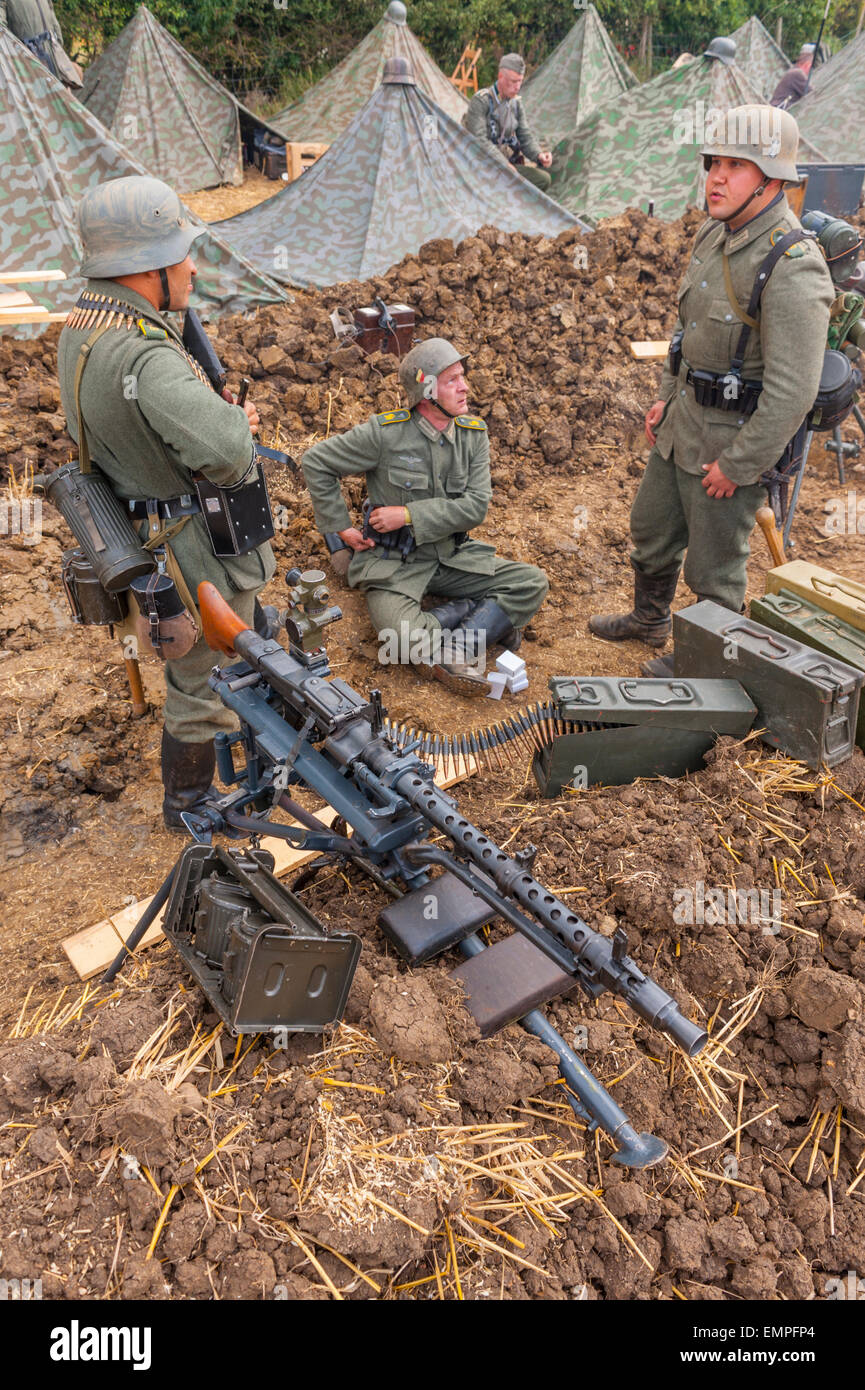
[532,676,756,796]
[750,589,865,750]
[673,600,863,769]
[766,560,865,634]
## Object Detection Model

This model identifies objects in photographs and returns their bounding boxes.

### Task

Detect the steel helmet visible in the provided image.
[79,176,202,278]
[703,36,737,65]
[700,104,801,183]
[399,338,467,408]
[385,1,407,23]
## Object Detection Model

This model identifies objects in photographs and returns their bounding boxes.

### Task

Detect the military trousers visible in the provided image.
[364,556,548,660]
[630,448,767,613]
[513,162,551,192]
[163,588,258,743]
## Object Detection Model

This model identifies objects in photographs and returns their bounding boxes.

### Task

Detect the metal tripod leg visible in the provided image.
[782,430,813,554]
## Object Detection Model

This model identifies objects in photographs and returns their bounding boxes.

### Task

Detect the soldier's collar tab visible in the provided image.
[724,193,789,254]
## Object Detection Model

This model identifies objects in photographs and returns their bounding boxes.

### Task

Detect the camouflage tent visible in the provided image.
[522,2,637,150]
[4,0,81,87]
[726,16,789,98]
[794,31,865,164]
[81,5,286,192]
[272,1,466,143]
[0,26,285,328]
[551,51,826,224]
[218,66,579,289]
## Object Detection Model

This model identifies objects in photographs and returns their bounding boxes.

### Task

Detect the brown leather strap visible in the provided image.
[722,252,760,329]
[72,323,113,475]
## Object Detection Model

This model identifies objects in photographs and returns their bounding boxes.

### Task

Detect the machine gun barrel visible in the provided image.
[363,747,707,1059]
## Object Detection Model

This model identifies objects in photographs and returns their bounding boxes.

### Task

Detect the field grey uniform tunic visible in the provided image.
[463,85,551,192]
[57,279,275,741]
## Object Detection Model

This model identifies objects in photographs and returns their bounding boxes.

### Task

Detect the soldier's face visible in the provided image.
[164,255,197,309]
[705,157,768,223]
[497,68,523,98]
[435,361,468,416]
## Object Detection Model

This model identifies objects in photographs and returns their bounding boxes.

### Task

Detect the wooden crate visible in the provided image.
[284,141,329,182]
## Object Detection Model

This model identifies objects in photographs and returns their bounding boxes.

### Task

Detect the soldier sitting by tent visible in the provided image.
[463,53,553,192]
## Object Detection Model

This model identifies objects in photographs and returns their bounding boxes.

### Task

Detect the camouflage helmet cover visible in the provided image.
[79,175,202,277]
[700,104,801,184]
[399,338,467,408]
[703,36,737,64]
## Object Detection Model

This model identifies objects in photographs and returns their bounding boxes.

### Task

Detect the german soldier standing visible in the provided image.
[589,106,833,671]
[57,176,276,827]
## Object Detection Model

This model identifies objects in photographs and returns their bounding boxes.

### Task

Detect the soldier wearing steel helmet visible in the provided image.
[590,104,833,674]
[56,175,276,827]
[463,54,553,192]
[302,338,548,696]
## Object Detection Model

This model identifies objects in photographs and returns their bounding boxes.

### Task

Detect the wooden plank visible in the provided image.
[630,340,670,360]
[61,918,124,981]
[0,290,36,309]
[0,269,66,284]
[61,761,478,979]
[0,309,67,324]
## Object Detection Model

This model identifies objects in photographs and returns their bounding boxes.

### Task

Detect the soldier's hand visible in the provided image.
[369,506,408,533]
[339,527,375,551]
[701,461,738,498]
[242,401,260,435]
[537,151,552,168]
[645,399,666,446]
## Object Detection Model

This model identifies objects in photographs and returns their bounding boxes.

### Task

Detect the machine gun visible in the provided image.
[107,569,708,1168]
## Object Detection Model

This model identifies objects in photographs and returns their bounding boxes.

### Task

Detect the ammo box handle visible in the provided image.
[812,577,865,612]
[803,661,848,696]
[619,680,694,705]
[721,622,790,660]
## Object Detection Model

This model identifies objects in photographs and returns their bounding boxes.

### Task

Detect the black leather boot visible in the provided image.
[161,729,217,831]
[426,597,478,629]
[453,597,521,659]
[589,565,680,647]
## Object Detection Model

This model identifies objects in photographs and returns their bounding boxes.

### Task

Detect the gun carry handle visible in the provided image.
[198,581,251,656]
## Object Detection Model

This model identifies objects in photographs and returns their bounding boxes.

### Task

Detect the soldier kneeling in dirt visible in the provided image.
[302,339,548,697]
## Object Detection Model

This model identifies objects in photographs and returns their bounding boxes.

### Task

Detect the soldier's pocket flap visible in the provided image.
[348,549,404,584]
[387,466,431,494]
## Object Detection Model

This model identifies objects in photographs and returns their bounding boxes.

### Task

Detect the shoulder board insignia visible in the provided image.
[455,415,487,430]
[137,318,168,339]
[769,228,806,257]
[376,409,411,425]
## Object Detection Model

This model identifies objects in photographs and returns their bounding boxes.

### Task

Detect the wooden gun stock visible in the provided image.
[756,506,787,568]
[198,581,250,656]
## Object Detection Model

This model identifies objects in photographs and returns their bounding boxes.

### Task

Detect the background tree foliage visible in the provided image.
[53,0,864,107]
